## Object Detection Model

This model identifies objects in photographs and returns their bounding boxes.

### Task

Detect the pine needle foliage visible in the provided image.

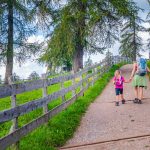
[0,0,57,83]
[40,0,138,71]
[119,12,146,61]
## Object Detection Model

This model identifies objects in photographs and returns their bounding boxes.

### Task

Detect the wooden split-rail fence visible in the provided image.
[0,56,130,150]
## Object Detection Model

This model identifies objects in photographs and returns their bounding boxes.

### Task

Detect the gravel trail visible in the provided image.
[61,65,150,150]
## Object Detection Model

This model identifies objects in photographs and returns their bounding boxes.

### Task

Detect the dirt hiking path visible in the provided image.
[60,64,150,150]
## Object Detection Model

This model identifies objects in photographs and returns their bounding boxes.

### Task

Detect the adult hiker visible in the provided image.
[130,58,150,104]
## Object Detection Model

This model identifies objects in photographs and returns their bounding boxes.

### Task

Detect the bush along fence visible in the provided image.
[0,56,130,150]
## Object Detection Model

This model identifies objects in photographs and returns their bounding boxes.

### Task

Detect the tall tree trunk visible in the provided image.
[5,1,13,84]
[46,62,52,74]
[133,20,136,61]
[73,43,84,73]
[73,1,86,73]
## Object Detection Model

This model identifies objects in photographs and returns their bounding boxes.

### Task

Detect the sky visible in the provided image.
[0,0,149,80]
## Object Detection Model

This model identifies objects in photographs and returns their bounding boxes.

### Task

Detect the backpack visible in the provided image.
[115,76,123,86]
[137,58,147,76]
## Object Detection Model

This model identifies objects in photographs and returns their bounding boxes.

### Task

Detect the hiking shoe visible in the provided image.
[133,98,138,103]
[138,99,142,104]
[115,101,119,106]
[122,99,125,104]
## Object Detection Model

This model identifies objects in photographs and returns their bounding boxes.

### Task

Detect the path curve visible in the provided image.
[61,64,150,150]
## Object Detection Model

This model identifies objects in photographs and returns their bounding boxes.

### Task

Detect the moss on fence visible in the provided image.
[16,63,124,150]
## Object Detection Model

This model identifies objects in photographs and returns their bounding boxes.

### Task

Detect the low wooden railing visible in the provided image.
[0,56,130,149]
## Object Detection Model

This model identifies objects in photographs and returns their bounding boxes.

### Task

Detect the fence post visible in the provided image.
[78,69,83,92]
[97,61,101,78]
[80,74,83,90]
[8,76,19,150]
[99,62,103,77]
[106,59,109,71]
[116,56,119,64]
[103,60,106,73]
[126,57,128,63]
[60,76,65,102]
[107,58,110,72]
[114,57,116,64]
[110,56,113,67]
[41,74,48,114]
[111,56,114,66]
[72,72,76,96]
[102,61,106,76]
[92,67,95,86]
[94,67,98,81]
[113,57,115,64]
[84,68,89,89]
[119,56,121,63]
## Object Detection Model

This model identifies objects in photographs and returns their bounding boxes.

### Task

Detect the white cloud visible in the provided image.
[0,61,47,80]
[139,31,149,43]
[27,35,44,43]
[14,61,47,79]
[83,53,105,64]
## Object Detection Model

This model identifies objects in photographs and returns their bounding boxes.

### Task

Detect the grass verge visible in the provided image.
[17,63,124,150]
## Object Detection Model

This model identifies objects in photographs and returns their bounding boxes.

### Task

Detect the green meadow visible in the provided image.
[0,64,123,150]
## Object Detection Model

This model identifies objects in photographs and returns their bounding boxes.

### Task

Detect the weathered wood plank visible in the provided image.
[72,74,76,97]
[0,85,12,98]
[0,62,102,99]
[92,68,95,86]
[0,79,43,99]
[47,74,73,86]
[47,62,102,86]
[0,72,96,123]
[0,89,85,150]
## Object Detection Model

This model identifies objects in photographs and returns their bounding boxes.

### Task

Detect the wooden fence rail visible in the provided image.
[0,56,130,150]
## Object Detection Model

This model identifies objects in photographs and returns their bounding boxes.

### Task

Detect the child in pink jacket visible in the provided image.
[113,70,130,106]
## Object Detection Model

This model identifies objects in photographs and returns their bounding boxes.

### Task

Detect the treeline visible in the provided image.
[0,0,150,84]
[0,71,42,84]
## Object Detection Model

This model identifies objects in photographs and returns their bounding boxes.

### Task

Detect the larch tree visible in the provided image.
[40,0,138,73]
[0,0,56,84]
[119,12,146,61]
[28,71,40,80]
[0,0,37,84]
